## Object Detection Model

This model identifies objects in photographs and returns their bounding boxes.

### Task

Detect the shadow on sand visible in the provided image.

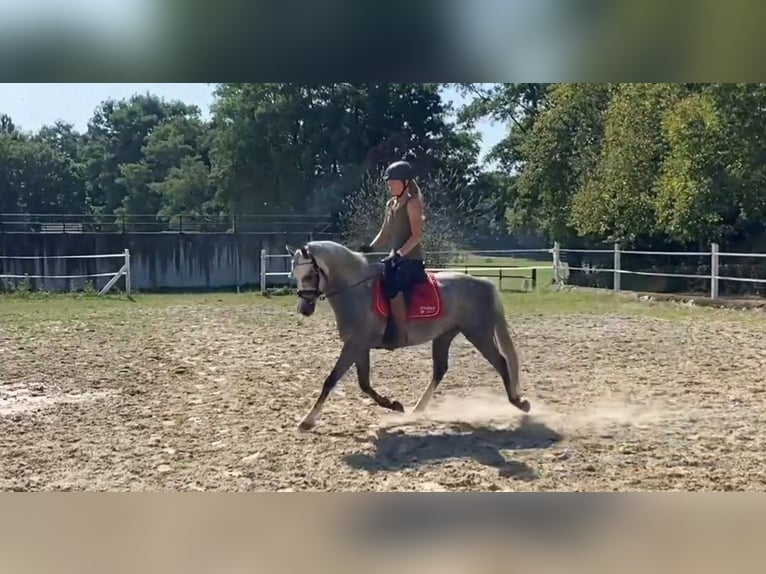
[343,416,564,481]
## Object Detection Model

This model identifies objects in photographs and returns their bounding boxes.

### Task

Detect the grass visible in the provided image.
[447,252,555,292]
[0,289,286,324]
[2,283,763,327]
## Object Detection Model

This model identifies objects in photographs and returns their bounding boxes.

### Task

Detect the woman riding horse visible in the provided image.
[361,160,428,348]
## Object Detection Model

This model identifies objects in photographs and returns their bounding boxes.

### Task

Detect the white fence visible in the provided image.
[0,249,131,295]
[553,241,766,299]
[259,243,766,300]
[259,248,553,294]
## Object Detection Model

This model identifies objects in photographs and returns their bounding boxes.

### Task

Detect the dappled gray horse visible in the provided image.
[286,240,531,431]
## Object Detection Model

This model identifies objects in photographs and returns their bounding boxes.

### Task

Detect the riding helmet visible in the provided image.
[383,160,415,182]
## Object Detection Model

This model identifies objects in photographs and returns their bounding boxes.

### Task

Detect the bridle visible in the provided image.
[293,247,329,302]
[292,245,381,302]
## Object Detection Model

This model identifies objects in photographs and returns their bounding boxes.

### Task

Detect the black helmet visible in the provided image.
[384,160,415,181]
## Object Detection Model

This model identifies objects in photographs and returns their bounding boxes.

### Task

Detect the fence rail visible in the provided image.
[259,248,551,294]
[552,241,766,299]
[259,242,766,300]
[3,240,765,300]
[0,250,131,295]
[0,213,336,235]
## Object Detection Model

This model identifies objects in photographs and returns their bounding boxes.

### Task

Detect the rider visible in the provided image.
[362,160,428,348]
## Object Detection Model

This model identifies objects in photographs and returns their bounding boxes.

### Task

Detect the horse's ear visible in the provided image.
[285,244,295,256]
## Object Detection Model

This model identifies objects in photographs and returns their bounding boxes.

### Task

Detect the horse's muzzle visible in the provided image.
[298,297,316,316]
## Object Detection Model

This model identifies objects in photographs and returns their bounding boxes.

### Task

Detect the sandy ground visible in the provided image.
[1,297,765,491]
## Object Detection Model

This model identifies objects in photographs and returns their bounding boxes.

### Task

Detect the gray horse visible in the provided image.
[286,240,531,431]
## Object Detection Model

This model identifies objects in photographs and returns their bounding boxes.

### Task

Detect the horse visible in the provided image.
[285,240,531,431]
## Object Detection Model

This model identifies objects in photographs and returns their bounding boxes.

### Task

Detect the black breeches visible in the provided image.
[383,259,428,299]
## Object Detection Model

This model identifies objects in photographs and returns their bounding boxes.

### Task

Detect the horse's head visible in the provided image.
[287,240,371,317]
[286,244,327,316]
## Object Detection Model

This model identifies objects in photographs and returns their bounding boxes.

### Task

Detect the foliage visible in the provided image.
[457,82,766,253]
[207,83,481,218]
[338,169,471,268]
[2,84,507,244]
[8,82,766,260]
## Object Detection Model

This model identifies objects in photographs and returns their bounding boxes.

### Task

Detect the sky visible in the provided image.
[0,83,507,163]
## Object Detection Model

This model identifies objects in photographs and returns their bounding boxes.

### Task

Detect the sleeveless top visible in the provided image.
[384,192,425,261]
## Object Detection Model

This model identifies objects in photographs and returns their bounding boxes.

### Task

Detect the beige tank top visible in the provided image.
[384,192,424,261]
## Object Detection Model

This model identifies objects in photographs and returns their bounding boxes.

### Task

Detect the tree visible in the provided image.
[208,83,482,219]
[707,83,766,244]
[0,131,84,214]
[511,83,613,243]
[454,83,551,172]
[152,156,216,222]
[654,90,731,245]
[570,83,683,245]
[80,93,201,215]
[116,113,214,222]
[1,114,18,135]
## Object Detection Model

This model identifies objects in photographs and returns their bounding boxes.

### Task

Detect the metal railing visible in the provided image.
[0,213,337,234]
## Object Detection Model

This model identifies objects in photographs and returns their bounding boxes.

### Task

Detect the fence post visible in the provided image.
[235,241,241,294]
[711,243,719,299]
[124,249,131,296]
[552,241,561,286]
[260,248,267,294]
[613,242,621,292]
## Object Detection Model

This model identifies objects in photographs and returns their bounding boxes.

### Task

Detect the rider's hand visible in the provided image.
[382,251,402,264]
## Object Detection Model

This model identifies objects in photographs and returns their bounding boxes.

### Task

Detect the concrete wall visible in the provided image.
[0,232,323,292]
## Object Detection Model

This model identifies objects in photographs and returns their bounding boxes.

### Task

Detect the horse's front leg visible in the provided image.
[298,341,358,431]
[355,349,404,413]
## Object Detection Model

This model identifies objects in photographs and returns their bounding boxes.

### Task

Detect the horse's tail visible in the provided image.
[491,289,522,402]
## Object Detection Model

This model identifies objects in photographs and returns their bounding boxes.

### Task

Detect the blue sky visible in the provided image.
[0,83,506,162]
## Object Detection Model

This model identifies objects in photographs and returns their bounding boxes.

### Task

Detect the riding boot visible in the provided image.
[389,292,408,348]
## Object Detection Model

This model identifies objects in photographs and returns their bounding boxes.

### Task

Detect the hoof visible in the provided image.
[297,419,316,432]
[512,397,531,413]
[391,400,405,413]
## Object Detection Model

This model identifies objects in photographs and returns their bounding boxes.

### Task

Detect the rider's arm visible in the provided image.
[396,197,423,256]
[370,202,393,250]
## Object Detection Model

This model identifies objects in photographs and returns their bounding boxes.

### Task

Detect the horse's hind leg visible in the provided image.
[355,349,404,413]
[462,328,527,411]
[414,328,459,412]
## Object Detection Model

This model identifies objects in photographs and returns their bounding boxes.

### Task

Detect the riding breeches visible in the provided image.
[383,258,428,299]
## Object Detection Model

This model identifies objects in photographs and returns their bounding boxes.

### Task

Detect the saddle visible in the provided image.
[371,271,443,320]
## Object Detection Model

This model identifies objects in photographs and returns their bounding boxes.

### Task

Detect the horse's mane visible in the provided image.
[306,240,367,267]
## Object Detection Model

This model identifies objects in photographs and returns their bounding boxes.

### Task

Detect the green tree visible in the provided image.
[708,83,766,244]
[0,131,84,214]
[570,83,683,245]
[116,113,214,222]
[654,90,731,245]
[153,156,216,222]
[81,93,201,215]
[512,83,613,242]
[1,114,18,135]
[209,83,481,218]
